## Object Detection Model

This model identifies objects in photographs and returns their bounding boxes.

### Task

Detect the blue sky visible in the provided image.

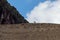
[7,0,60,24]
[7,0,46,18]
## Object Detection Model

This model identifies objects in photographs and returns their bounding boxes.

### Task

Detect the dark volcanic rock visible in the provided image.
[0,0,29,24]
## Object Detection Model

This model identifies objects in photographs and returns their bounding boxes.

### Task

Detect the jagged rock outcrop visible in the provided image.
[0,0,28,24]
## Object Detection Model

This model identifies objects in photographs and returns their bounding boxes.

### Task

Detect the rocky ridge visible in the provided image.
[0,0,28,24]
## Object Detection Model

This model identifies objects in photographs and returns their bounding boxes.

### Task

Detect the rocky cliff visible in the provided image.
[0,0,28,24]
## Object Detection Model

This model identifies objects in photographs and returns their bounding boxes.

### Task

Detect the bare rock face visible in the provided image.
[0,0,29,24]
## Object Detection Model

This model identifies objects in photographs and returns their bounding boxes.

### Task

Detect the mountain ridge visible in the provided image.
[0,0,28,24]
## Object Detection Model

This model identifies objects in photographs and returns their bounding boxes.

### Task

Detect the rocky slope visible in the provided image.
[0,0,28,24]
[0,23,60,40]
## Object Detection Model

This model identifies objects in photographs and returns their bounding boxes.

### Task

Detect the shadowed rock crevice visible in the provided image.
[0,0,29,24]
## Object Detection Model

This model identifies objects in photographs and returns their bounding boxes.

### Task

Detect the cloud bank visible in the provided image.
[26,0,60,24]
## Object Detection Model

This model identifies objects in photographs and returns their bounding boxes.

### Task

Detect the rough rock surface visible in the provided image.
[0,0,28,24]
[0,23,60,40]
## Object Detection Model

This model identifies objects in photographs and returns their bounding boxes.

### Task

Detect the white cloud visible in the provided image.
[26,0,60,24]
